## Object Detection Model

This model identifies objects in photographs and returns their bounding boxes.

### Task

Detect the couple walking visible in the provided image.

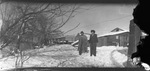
[78,30,98,56]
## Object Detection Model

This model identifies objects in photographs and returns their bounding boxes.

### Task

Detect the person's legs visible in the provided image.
[79,47,82,55]
[91,43,95,56]
[90,43,93,56]
[78,44,82,55]
[93,43,96,56]
[84,46,88,53]
[85,42,89,53]
[82,46,85,53]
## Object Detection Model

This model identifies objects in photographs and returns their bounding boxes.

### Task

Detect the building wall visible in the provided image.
[97,37,103,46]
[97,32,129,47]
[97,36,108,47]
[107,35,118,46]
[119,32,129,47]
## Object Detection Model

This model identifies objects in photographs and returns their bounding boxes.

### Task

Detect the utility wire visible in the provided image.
[79,15,132,28]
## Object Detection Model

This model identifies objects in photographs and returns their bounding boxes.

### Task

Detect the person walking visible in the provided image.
[78,31,88,55]
[88,30,98,56]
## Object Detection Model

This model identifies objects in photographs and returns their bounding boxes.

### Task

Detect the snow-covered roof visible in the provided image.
[98,30,129,37]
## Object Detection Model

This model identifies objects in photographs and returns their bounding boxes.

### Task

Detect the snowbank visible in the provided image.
[0,56,16,70]
[77,46,128,67]
[0,45,128,70]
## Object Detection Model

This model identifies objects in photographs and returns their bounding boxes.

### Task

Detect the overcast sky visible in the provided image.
[0,4,137,36]
[60,4,137,36]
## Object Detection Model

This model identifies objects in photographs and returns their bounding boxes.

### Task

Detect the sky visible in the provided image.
[0,4,137,36]
[60,4,137,36]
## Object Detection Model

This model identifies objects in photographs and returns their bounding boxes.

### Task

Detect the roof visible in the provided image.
[98,30,129,37]
[111,27,124,32]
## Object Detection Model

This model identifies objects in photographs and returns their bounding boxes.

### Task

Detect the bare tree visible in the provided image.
[0,2,81,68]
[63,23,80,34]
[0,2,80,48]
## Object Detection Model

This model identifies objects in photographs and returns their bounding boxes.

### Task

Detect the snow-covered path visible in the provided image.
[0,45,128,70]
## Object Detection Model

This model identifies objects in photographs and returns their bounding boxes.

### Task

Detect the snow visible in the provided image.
[0,45,128,70]
[141,63,150,71]
[112,51,128,64]
[0,56,16,70]
[71,40,79,45]
[71,40,79,47]
[98,30,129,37]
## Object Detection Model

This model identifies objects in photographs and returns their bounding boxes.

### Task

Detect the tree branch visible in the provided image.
[63,23,80,34]
[50,8,75,33]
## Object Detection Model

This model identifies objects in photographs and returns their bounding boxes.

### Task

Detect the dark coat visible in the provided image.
[78,35,88,54]
[88,34,98,56]
[89,34,98,43]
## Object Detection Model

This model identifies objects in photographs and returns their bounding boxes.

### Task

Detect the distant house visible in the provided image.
[55,37,66,41]
[97,28,129,47]
[65,35,75,42]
